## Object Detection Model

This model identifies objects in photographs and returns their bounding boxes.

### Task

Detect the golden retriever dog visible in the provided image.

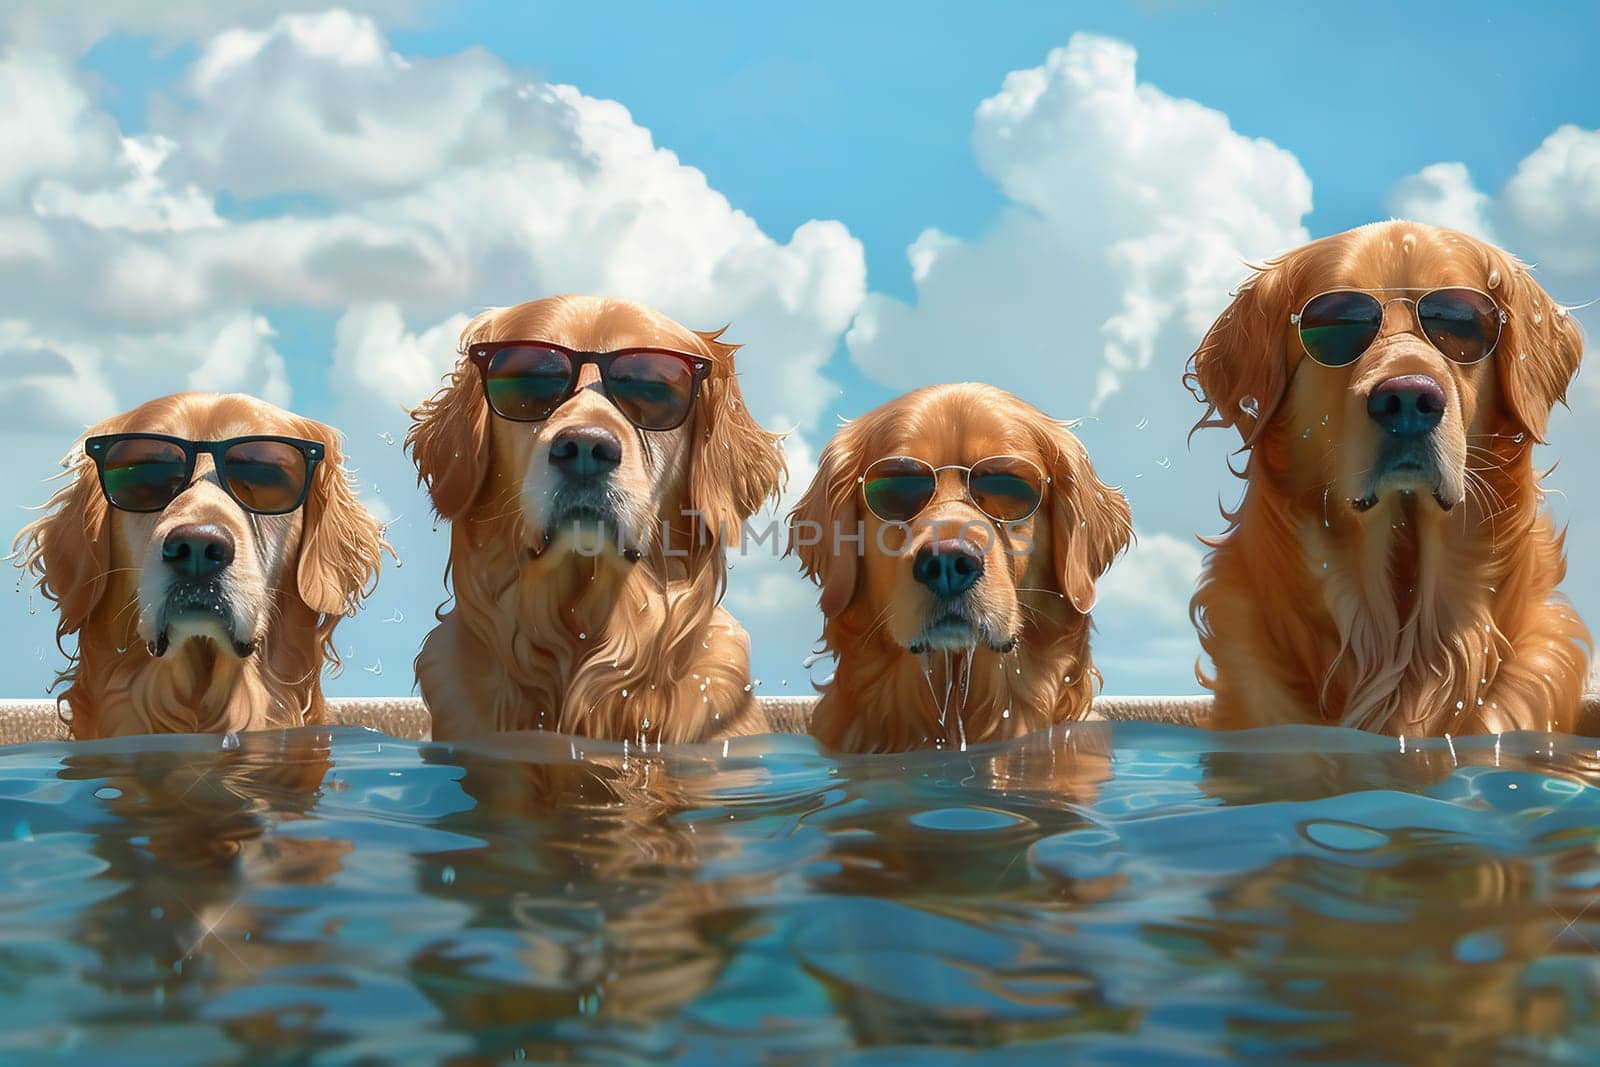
[407,295,784,743]
[789,383,1133,752]
[14,392,387,738]
[1186,221,1591,734]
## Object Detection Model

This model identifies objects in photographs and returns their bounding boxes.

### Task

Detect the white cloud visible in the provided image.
[1385,162,1497,242]
[33,135,223,233]
[0,1,418,53]
[1097,530,1203,618]
[0,52,120,205]
[849,33,1310,411]
[1500,126,1600,279]
[3,13,866,435]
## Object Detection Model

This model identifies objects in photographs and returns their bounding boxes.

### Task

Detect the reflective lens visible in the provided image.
[1416,287,1502,364]
[484,344,574,421]
[605,351,699,431]
[221,439,311,515]
[968,455,1046,522]
[100,438,189,512]
[862,457,937,523]
[1298,290,1383,367]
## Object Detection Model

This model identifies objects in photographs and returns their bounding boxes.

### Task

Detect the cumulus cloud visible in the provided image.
[0,51,120,205]
[848,33,1310,411]
[1385,162,1497,242]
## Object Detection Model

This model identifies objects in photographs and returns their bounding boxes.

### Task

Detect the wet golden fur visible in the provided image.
[408,295,784,743]
[1187,221,1591,734]
[14,393,387,738]
[789,384,1132,753]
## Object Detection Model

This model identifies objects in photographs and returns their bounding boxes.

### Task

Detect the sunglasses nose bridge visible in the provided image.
[929,466,969,504]
[1376,295,1417,334]
[573,359,604,390]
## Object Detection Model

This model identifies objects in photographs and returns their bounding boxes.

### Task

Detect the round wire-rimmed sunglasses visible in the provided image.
[467,340,714,432]
[84,433,324,515]
[1289,286,1508,369]
[858,455,1049,525]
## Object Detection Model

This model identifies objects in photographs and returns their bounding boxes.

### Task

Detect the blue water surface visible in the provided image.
[1,722,1599,1063]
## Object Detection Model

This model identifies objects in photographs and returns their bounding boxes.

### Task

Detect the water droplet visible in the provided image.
[441,865,456,886]
[220,732,240,751]
[379,431,396,445]
[364,659,383,676]
[1134,417,1150,430]
[1240,395,1261,418]
[578,632,587,640]
[1156,456,1172,469]
[1001,708,1011,719]
[1513,433,1526,444]
[1487,268,1502,288]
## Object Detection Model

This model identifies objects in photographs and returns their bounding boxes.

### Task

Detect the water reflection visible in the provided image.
[0,724,1599,1061]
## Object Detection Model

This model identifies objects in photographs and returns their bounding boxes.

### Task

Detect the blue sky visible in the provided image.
[4,0,1598,701]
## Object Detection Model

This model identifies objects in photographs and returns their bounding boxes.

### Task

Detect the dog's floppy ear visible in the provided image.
[406,314,495,520]
[13,442,112,649]
[1489,256,1584,444]
[294,419,387,628]
[1039,423,1133,615]
[787,419,863,619]
[1185,260,1296,449]
[687,331,786,547]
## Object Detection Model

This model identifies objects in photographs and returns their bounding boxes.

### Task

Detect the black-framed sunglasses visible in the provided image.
[84,434,324,515]
[859,455,1049,525]
[467,340,714,431]
[1290,287,1507,369]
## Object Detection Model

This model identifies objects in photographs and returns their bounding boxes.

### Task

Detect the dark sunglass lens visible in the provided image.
[862,459,936,523]
[968,457,1044,522]
[1299,291,1382,367]
[222,440,310,514]
[605,352,698,430]
[101,438,188,511]
[485,345,573,421]
[1417,288,1501,364]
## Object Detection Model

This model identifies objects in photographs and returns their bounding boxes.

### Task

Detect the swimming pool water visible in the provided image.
[2,722,1599,1063]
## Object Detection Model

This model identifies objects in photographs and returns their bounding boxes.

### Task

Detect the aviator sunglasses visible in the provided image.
[468,340,713,431]
[859,455,1048,525]
[85,434,323,515]
[1291,287,1507,369]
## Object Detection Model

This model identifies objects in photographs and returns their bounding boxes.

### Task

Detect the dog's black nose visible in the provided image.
[162,524,235,578]
[548,426,623,478]
[912,539,985,599]
[1367,375,1446,437]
